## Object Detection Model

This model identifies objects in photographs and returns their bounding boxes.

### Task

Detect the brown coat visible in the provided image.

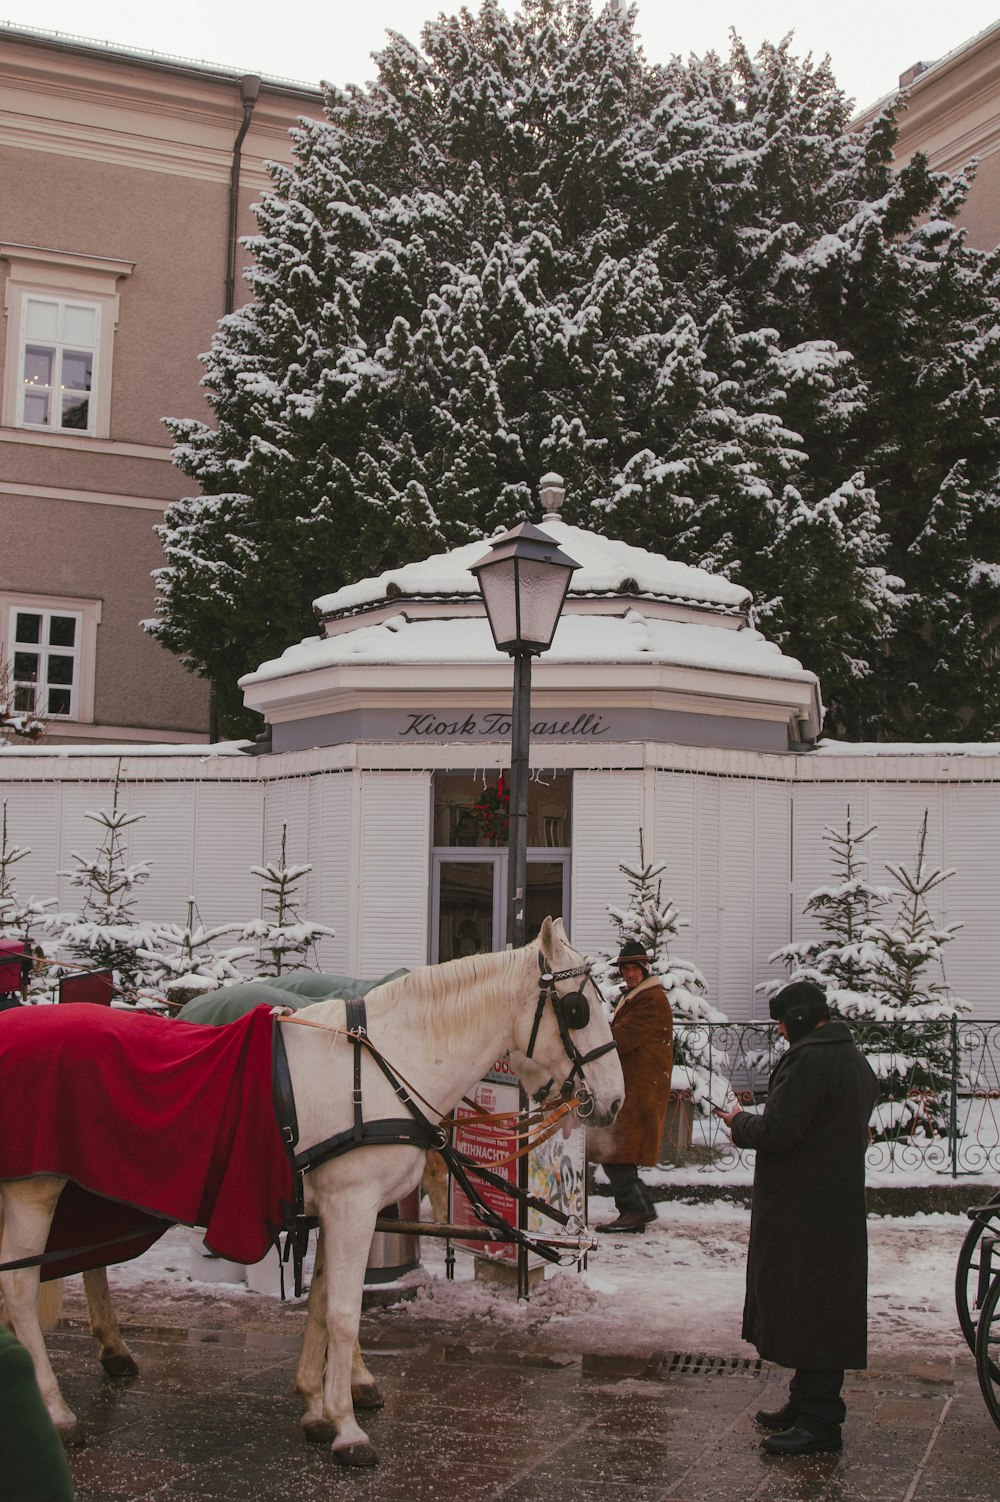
[588,974,673,1166]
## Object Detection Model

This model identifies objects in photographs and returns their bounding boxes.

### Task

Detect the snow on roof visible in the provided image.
[815,738,1000,756]
[314,520,749,619]
[0,740,251,757]
[242,609,811,687]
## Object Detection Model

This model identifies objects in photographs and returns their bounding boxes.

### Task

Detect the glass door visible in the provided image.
[432,852,569,960]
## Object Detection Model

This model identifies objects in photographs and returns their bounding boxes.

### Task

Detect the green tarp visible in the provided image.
[175,970,409,1026]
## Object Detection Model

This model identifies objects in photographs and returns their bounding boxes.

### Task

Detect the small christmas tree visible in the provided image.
[0,655,45,743]
[596,831,729,1115]
[861,811,968,1137]
[0,801,54,944]
[239,823,336,975]
[765,807,893,1008]
[50,766,157,997]
[138,898,255,1003]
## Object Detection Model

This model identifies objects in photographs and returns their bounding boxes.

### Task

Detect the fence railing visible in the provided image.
[662,1019,1000,1177]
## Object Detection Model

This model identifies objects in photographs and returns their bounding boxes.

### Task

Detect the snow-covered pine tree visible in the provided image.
[596,831,729,1114]
[766,807,893,1007]
[860,811,968,1137]
[239,823,336,974]
[50,768,157,997]
[137,898,255,1003]
[148,1,1000,741]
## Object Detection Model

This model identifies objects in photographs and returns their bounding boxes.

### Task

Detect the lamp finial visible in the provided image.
[539,472,565,522]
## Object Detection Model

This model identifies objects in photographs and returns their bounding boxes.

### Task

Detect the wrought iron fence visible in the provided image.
[662,1019,1000,1177]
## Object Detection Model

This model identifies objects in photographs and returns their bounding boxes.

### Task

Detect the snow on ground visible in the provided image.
[94,1203,973,1367]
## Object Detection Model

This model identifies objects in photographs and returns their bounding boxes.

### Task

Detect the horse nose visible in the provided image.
[610,1095,623,1119]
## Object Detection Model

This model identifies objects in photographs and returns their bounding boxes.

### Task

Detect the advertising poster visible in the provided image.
[449,1060,520,1262]
[449,1058,588,1265]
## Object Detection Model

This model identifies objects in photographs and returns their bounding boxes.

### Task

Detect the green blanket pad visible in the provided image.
[176,970,409,1025]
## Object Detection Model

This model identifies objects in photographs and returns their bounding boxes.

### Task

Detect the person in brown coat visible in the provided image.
[588,939,674,1233]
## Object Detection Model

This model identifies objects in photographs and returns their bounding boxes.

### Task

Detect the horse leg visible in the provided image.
[0,1176,80,1441]
[82,1267,139,1378]
[295,1228,383,1442]
[314,1191,382,1467]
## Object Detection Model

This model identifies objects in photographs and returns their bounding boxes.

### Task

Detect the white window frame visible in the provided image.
[0,593,102,725]
[1,245,133,441]
[18,296,101,435]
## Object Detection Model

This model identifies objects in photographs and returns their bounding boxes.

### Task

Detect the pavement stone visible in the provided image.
[44,1321,1000,1502]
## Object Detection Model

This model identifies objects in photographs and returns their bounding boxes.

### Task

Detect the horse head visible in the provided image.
[509,917,623,1128]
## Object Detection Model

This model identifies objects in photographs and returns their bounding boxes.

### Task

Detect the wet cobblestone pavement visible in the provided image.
[52,1319,1000,1502]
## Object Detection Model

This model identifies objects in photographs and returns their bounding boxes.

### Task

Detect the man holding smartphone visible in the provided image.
[715,981,878,1456]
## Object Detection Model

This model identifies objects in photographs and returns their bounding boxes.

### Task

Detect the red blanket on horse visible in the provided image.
[0,1004,295,1279]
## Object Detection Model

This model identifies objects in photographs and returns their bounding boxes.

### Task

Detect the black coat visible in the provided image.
[730,1020,879,1370]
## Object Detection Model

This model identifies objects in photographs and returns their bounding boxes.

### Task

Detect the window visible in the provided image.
[10,607,82,717]
[0,594,101,725]
[20,298,98,432]
[1,244,133,440]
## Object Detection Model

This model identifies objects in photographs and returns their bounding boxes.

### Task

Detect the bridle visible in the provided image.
[523,954,618,1117]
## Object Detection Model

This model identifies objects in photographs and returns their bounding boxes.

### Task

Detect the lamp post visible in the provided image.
[470,477,580,949]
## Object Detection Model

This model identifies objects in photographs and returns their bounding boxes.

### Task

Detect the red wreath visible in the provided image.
[470,772,510,844]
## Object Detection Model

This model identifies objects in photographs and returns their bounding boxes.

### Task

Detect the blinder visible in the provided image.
[552,988,590,1033]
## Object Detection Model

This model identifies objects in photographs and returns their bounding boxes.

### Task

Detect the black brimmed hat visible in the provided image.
[615,940,651,973]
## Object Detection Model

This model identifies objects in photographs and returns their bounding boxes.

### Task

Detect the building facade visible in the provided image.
[858,19,1000,251]
[0,25,322,744]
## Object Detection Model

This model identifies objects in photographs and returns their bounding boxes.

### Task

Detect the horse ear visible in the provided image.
[539,915,554,955]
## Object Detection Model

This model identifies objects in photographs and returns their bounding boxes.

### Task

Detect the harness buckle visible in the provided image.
[352,1087,364,1106]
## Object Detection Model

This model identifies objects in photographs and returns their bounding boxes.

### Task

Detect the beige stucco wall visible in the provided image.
[0,30,322,742]
[859,22,1000,251]
[0,490,209,736]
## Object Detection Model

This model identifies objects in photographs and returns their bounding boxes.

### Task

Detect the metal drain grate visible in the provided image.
[665,1353,763,1377]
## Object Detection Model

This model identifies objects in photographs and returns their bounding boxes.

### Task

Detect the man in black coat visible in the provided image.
[716,981,878,1456]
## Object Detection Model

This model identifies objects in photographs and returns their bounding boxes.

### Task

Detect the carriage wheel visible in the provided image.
[955,1193,1000,1372]
[975,1268,1000,1430]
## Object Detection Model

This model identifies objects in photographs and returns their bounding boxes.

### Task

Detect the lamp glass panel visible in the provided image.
[511,558,572,648]
[476,558,519,647]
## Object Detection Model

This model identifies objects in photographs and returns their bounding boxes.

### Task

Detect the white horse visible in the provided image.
[0,918,622,1467]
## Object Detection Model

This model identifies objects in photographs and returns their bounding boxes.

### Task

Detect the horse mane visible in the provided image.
[357,945,529,1046]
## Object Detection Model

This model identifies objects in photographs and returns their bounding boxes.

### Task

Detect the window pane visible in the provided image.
[13,651,39,682]
[61,395,90,430]
[24,345,54,388]
[47,687,71,716]
[14,613,41,645]
[49,615,77,647]
[438,862,494,960]
[25,299,59,340]
[62,304,98,345]
[47,654,74,686]
[22,391,51,425]
[61,350,93,392]
[13,684,36,713]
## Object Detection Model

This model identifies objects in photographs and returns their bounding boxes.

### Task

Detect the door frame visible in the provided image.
[430,848,571,961]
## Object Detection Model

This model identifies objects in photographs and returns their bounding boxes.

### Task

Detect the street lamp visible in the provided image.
[470,479,581,949]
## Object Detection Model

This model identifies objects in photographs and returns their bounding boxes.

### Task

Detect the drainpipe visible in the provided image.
[225,73,262,316]
[211,72,261,745]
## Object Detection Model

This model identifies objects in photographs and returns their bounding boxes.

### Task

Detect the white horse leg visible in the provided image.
[0,1176,80,1440]
[315,1191,382,1467]
[295,1229,383,1443]
[82,1266,139,1378]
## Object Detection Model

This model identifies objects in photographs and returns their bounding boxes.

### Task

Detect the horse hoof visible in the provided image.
[332,1441,379,1468]
[302,1418,337,1445]
[102,1353,139,1379]
[352,1382,385,1411]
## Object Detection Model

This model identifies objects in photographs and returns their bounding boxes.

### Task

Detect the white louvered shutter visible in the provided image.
[570,771,643,955]
[357,773,430,977]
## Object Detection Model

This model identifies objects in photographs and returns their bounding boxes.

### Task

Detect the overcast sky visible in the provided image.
[2,1,999,111]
